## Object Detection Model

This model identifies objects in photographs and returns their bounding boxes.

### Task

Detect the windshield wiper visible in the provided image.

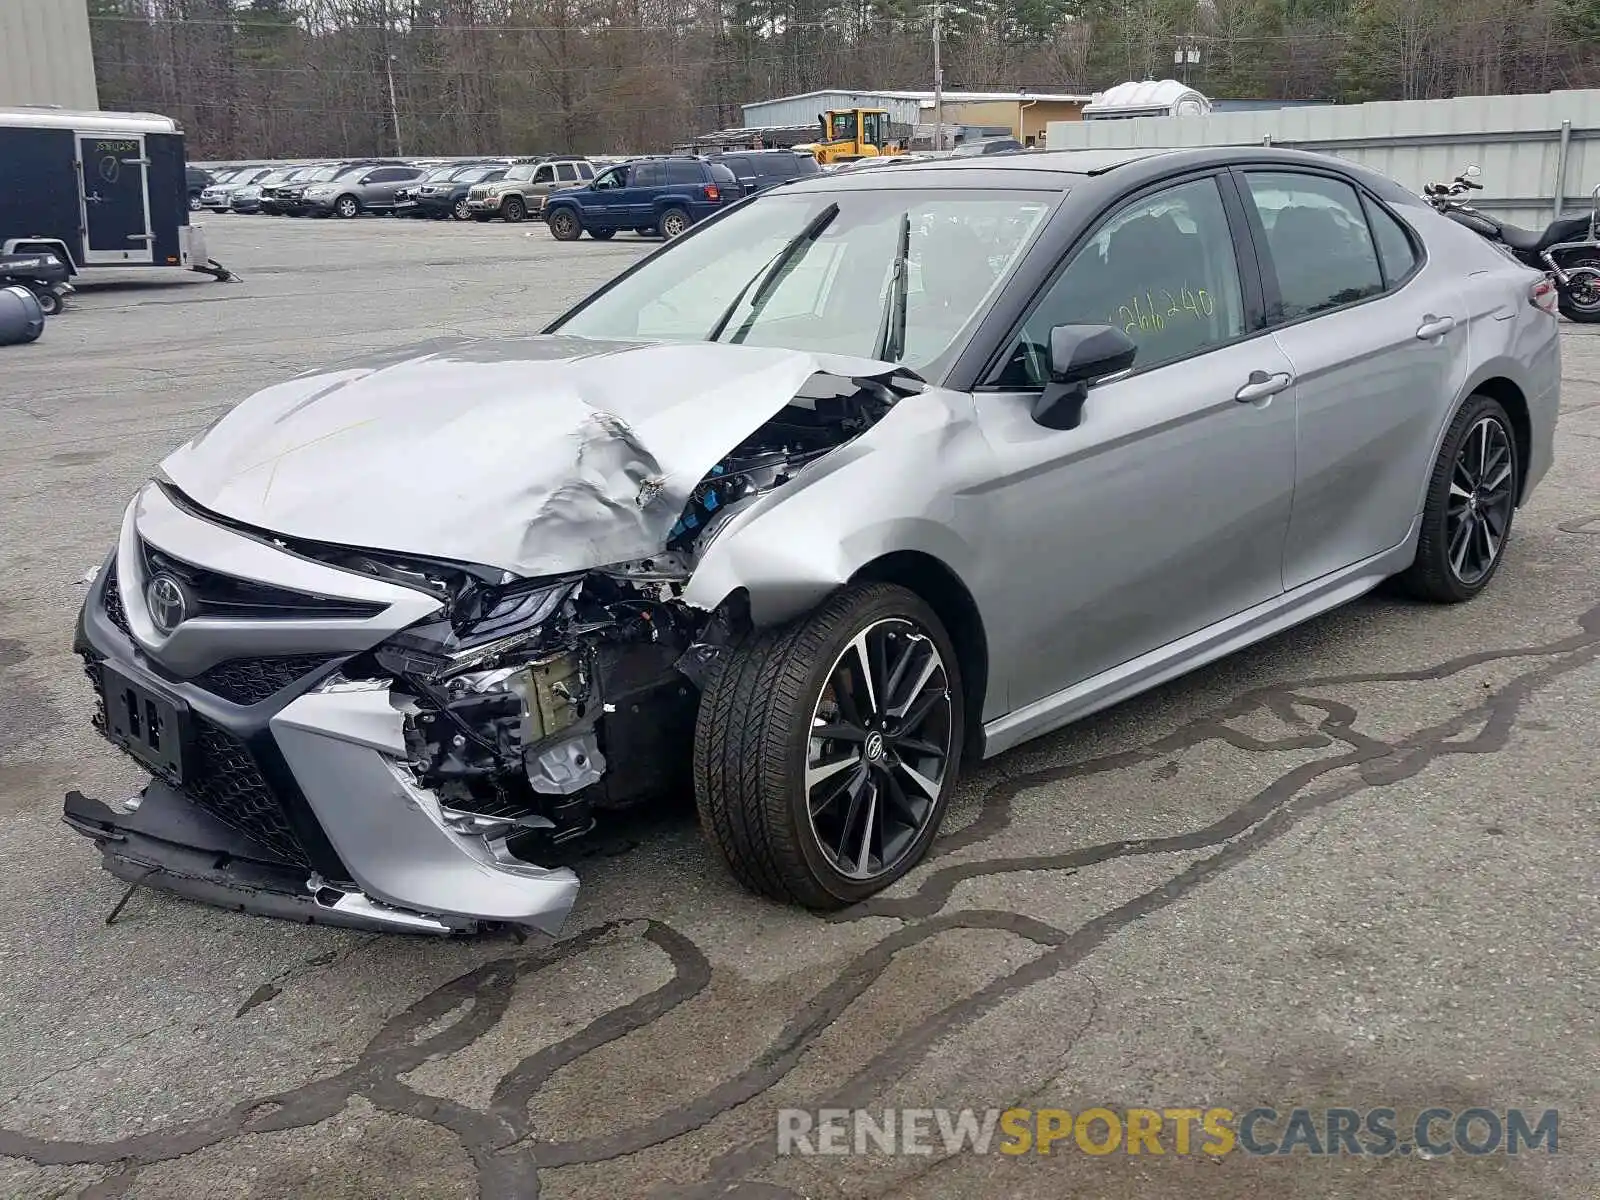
[872,210,912,363]
[706,202,840,343]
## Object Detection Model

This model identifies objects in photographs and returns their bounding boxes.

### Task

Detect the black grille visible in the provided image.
[192,655,335,705]
[101,564,132,637]
[141,539,386,622]
[187,718,312,867]
[82,660,313,868]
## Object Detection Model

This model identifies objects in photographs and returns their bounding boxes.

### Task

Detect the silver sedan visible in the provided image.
[66,146,1559,936]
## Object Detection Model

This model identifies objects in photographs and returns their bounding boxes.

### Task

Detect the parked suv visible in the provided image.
[465,157,594,223]
[708,149,820,198]
[184,166,214,211]
[259,163,337,215]
[402,162,510,220]
[544,156,737,240]
[199,167,274,213]
[296,163,426,217]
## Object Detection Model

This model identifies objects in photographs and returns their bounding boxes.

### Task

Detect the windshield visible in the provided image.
[423,165,459,181]
[505,163,537,181]
[551,188,1055,372]
[457,165,497,182]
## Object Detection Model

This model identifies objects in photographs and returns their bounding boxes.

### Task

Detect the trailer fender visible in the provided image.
[3,239,77,275]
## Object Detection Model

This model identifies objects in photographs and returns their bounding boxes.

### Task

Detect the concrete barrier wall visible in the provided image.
[1046,90,1600,228]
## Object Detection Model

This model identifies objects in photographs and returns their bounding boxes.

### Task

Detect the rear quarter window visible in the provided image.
[666,161,704,185]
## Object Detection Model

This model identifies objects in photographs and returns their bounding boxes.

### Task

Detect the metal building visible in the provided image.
[0,0,99,110]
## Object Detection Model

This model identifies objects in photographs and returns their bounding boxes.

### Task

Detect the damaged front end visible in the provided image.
[364,372,911,862]
[65,344,917,937]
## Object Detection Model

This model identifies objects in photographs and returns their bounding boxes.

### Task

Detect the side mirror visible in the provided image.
[1464,163,1482,178]
[1031,324,1137,431]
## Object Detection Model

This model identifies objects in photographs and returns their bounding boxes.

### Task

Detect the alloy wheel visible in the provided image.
[1446,415,1514,585]
[661,211,688,238]
[453,198,470,220]
[805,618,953,881]
[336,196,358,218]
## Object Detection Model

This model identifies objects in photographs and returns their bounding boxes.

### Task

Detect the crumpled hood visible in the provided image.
[159,334,895,579]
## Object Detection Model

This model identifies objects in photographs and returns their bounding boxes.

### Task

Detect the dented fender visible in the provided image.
[683,386,988,626]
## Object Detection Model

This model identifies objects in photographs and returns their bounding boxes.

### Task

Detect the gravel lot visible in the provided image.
[1,214,1597,1200]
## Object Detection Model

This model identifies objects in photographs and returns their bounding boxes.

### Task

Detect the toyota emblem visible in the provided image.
[145,573,191,635]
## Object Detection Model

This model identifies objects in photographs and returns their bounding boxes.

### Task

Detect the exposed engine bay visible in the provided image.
[319,370,914,862]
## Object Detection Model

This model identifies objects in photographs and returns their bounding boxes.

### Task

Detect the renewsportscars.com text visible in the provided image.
[776,1106,1559,1157]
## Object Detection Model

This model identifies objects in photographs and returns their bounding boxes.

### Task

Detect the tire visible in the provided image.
[658,206,690,239]
[589,228,615,240]
[547,208,581,241]
[34,288,62,316]
[634,227,655,236]
[188,193,202,211]
[453,198,472,221]
[1393,393,1518,603]
[473,214,492,223]
[502,195,527,223]
[694,583,965,909]
[1556,254,1600,322]
[334,195,360,219]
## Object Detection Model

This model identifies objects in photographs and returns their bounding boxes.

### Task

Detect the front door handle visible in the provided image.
[1416,315,1456,339]
[1235,370,1293,402]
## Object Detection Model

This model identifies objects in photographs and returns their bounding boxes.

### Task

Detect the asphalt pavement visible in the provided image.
[0,213,1596,1199]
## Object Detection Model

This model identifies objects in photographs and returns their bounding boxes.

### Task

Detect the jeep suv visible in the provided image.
[544,156,737,241]
[707,149,820,198]
[464,156,595,223]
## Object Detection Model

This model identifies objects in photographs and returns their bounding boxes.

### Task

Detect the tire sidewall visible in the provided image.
[336,196,359,218]
[1557,255,1600,322]
[779,586,965,905]
[659,207,688,238]
[504,196,526,222]
[549,209,580,240]
[1424,394,1518,599]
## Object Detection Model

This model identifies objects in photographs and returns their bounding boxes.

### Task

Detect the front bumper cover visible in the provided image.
[66,490,583,937]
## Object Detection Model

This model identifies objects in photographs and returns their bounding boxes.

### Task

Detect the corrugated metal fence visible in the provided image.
[1046,89,1600,228]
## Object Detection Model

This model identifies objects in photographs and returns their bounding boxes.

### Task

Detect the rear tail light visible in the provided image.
[703,183,720,201]
[1530,278,1559,315]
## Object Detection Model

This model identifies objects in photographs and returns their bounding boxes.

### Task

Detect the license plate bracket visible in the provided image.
[102,664,189,784]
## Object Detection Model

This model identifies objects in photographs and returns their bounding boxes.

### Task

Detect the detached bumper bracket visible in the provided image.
[62,785,472,936]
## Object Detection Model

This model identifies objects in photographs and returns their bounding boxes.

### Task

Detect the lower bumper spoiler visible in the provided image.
[63,784,477,936]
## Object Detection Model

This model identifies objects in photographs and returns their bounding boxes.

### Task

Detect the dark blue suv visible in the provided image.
[544,156,738,241]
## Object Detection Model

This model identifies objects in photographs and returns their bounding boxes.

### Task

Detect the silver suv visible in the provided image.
[465,157,595,222]
[299,165,428,218]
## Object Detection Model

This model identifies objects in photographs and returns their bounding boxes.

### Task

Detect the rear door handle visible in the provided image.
[1416,315,1456,339]
[1235,370,1293,402]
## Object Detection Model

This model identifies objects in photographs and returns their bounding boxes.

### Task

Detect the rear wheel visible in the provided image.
[658,206,690,239]
[634,227,655,236]
[1393,393,1518,603]
[694,583,964,909]
[1556,254,1600,322]
[502,195,527,223]
[547,208,581,241]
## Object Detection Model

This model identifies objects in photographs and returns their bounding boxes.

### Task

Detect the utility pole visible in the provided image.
[386,54,403,156]
[380,0,403,157]
[932,0,944,150]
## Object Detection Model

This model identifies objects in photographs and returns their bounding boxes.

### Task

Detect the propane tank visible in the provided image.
[0,284,44,345]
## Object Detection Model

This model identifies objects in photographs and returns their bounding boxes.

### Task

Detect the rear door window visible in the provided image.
[1241,171,1386,321]
[634,162,666,187]
[555,163,578,181]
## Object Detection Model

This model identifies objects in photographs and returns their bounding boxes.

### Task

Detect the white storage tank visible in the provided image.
[1082,80,1212,121]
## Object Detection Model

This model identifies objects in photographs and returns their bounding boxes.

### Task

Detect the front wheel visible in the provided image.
[1557,255,1600,322]
[502,196,527,223]
[547,208,581,241]
[1393,393,1518,603]
[334,195,360,219]
[694,583,964,909]
[453,198,472,221]
[188,193,202,211]
[589,228,615,240]
[34,288,63,316]
[658,206,690,239]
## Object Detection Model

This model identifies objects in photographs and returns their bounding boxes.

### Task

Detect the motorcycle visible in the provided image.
[0,251,73,316]
[1423,162,1600,323]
